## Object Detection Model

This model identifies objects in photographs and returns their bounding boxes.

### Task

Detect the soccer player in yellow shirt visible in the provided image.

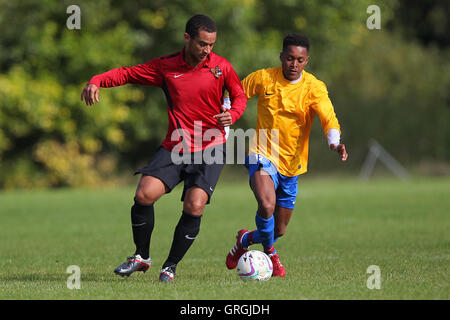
[226,34,348,277]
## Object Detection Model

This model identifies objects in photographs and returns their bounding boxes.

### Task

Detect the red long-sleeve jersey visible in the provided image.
[88,48,247,152]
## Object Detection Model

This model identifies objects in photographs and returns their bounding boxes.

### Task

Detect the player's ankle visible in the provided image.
[264,245,276,256]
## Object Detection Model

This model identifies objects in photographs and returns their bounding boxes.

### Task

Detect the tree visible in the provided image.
[2,0,447,187]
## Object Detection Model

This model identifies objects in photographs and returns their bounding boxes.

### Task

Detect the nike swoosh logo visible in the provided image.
[185,235,196,240]
[174,74,184,78]
[132,222,147,227]
[265,92,274,96]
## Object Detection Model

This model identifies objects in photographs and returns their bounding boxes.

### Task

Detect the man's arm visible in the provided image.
[310,82,348,161]
[241,70,262,100]
[81,59,163,106]
[214,63,247,127]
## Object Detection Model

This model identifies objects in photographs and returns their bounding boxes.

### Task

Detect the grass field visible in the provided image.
[0,176,449,300]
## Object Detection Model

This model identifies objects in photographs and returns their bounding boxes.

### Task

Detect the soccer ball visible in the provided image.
[237,250,273,281]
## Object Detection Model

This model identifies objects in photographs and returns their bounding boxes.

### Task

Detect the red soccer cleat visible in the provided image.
[269,252,286,277]
[226,229,249,269]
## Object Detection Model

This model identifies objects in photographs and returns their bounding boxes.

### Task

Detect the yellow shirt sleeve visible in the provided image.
[241,70,263,99]
[309,81,341,136]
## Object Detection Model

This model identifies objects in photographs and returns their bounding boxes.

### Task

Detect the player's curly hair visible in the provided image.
[282,33,310,52]
[185,14,217,38]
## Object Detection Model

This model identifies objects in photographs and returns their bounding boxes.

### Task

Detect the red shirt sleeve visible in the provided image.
[88,58,163,88]
[223,62,247,124]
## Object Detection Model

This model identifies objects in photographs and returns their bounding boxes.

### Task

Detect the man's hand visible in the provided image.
[213,105,233,127]
[81,84,100,106]
[330,143,348,162]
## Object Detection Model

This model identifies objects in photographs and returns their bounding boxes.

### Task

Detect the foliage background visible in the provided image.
[0,0,448,188]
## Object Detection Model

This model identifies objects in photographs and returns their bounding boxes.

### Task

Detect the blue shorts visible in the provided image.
[245,154,299,210]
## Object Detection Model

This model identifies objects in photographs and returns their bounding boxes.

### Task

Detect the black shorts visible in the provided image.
[135,144,226,204]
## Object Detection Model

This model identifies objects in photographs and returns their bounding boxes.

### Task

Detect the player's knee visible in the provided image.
[135,188,157,205]
[257,199,276,218]
[183,198,206,214]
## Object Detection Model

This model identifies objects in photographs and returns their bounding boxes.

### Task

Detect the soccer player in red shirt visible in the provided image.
[81,14,247,282]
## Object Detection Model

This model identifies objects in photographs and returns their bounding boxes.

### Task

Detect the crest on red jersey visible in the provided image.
[210,65,222,79]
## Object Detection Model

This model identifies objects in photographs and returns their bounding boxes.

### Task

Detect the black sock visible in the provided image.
[131,200,155,260]
[163,211,201,268]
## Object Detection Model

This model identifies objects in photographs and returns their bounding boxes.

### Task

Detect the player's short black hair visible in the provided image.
[282,33,310,52]
[185,14,217,38]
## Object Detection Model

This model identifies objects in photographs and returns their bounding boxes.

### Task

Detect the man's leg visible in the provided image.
[273,206,293,242]
[240,200,292,278]
[244,169,277,254]
[114,175,168,277]
[132,175,169,259]
[241,206,293,248]
[272,173,298,243]
[159,187,208,282]
[226,169,277,269]
[241,171,293,277]
[267,175,298,277]
[164,187,207,265]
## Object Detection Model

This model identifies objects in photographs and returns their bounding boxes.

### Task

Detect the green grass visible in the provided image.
[0,176,449,299]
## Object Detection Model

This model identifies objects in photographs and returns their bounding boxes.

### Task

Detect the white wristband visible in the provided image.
[327,129,340,148]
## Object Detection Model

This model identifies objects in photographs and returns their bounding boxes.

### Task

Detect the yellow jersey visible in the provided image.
[242,67,341,176]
